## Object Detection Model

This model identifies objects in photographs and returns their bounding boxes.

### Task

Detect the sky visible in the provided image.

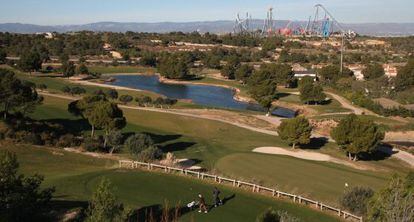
[0,0,413,25]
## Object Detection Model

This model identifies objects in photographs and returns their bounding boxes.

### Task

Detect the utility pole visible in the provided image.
[340,33,344,74]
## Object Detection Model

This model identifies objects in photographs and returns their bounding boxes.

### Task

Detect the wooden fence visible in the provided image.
[118,160,363,222]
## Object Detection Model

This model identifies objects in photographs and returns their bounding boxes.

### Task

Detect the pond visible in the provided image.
[107,75,296,118]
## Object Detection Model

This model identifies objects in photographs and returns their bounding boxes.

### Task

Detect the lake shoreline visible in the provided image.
[106,73,255,103]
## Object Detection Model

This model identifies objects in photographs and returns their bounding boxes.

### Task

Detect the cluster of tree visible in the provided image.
[362,63,385,80]
[18,49,43,73]
[0,32,106,58]
[298,77,326,104]
[331,114,384,161]
[277,116,312,149]
[247,64,294,111]
[0,48,6,64]
[0,151,55,221]
[339,172,413,221]
[62,86,87,96]
[0,69,42,119]
[317,65,354,84]
[125,133,163,162]
[157,53,190,79]
[349,92,414,118]
[68,94,126,150]
[395,58,414,91]
[138,51,157,67]
[135,95,178,108]
[220,56,241,79]
[279,50,309,63]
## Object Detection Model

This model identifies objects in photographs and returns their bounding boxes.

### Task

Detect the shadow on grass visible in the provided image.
[43,118,91,135]
[359,143,397,161]
[43,199,88,222]
[299,137,328,150]
[132,203,195,221]
[276,92,292,99]
[162,142,197,152]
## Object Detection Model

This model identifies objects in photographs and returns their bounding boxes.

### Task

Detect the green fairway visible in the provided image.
[1,144,339,222]
[29,95,408,206]
[215,153,389,204]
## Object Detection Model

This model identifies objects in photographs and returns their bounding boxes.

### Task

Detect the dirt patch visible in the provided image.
[310,119,338,137]
[385,131,414,142]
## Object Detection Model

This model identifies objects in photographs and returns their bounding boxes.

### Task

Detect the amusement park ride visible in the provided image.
[233,4,356,39]
[233,4,354,74]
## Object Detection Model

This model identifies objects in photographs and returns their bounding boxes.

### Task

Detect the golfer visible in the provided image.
[198,194,208,213]
[213,187,222,207]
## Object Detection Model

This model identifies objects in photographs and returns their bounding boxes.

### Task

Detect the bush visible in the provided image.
[37,83,47,91]
[40,132,58,146]
[62,86,71,94]
[22,132,42,145]
[340,186,374,215]
[125,133,154,155]
[256,208,300,222]
[82,136,102,152]
[138,146,163,162]
[56,134,79,148]
[106,89,119,99]
[70,86,86,95]
[119,95,133,104]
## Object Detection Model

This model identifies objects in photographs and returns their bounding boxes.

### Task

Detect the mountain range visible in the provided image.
[0,20,413,36]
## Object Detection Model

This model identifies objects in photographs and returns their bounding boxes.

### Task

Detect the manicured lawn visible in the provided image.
[215,153,389,204]
[0,144,339,222]
[29,95,406,206]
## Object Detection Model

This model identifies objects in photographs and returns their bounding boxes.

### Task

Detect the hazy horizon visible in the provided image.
[0,0,413,26]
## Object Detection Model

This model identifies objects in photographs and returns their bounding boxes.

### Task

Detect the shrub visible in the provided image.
[56,134,79,148]
[70,86,86,95]
[119,95,133,104]
[62,86,71,94]
[82,136,102,152]
[340,186,374,215]
[37,83,47,91]
[125,133,154,155]
[106,89,119,99]
[138,146,163,162]
[40,132,57,146]
[22,132,42,145]
[256,208,300,222]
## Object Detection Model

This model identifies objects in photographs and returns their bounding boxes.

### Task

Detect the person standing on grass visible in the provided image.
[213,187,222,207]
[198,194,208,213]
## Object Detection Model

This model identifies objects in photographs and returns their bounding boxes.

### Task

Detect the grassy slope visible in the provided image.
[0,144,339,222]
[30,95,409,205]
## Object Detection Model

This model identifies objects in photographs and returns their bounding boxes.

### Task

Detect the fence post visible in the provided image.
[147,163,150,170]
[237,181,240,187]
[272,190,275,196]
[315,202,318,209]
[201,173,204,179]
[293,195,296,202]
[197,172,200,179]
[164,166,167,172]
[252,185,256,192]
[277,191,280,198]
[338,209,341,216]
[214,176,218,182]
[233,179,236,186]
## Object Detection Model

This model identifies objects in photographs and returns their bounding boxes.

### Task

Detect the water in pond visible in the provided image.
[108,75,296,117]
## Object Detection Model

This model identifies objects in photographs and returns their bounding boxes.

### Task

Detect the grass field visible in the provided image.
[0,144,339,222]
[29,95,410,206]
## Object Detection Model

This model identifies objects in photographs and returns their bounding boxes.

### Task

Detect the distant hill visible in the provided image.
[1,21,413,36]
